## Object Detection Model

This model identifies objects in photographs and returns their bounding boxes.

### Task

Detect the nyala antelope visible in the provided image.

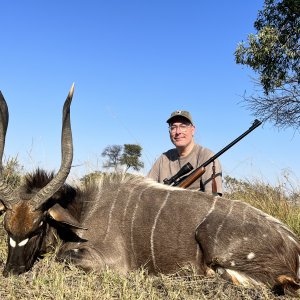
[0,86,300,296]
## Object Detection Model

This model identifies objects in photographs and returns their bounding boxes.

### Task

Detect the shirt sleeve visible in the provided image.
[147,156,162,182]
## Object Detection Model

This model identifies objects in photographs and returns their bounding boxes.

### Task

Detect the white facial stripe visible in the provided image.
[9,237,16,248]
[9,237,29,248]
[39,221,44,227]
[18,238,29,247]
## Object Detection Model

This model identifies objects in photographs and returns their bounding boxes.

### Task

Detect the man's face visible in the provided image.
[168,117,195,148]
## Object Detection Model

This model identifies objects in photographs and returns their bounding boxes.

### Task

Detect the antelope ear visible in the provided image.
[48,203,87,230]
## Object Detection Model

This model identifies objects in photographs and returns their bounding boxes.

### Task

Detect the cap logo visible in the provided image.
[167,110,193,124]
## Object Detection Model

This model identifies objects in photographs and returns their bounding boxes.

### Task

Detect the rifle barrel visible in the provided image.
[201,119,262,168]
[174,119,262,188]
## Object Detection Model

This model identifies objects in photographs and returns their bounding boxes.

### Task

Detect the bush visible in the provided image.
[1,156,23,188]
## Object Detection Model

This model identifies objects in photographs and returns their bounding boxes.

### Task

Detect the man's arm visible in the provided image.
[146,157,162,182]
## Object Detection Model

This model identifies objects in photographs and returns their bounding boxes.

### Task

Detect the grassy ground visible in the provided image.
[0,251,282,300]
[0,176,300,299]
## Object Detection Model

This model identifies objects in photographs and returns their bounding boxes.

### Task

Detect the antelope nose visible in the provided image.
[3,269,9,278]
[3,265,26,277]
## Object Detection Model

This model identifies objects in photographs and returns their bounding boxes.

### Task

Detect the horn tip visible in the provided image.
[69,83,75,98]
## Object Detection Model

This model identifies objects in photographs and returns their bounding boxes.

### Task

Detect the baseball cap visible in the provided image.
[166,110,193,124]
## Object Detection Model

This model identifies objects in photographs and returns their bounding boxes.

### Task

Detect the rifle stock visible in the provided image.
[178,167,206,188]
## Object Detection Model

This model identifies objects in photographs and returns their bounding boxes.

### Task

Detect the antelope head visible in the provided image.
[0,85,82,276]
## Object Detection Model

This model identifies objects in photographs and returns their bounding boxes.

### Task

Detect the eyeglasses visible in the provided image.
[169,124,192,133]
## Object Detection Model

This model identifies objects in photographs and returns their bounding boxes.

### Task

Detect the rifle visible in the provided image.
[163,119,262,188]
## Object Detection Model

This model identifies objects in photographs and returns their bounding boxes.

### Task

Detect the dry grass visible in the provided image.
[0,253,283,300]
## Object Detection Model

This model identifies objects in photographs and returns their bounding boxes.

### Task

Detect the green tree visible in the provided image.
[235,0,300,129]
[120,144,144,172]
[101,145,123,171]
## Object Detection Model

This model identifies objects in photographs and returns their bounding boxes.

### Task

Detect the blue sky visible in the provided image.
[1,1,299,186]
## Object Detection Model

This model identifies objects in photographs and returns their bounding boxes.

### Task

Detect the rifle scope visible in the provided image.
[163,162,194,185]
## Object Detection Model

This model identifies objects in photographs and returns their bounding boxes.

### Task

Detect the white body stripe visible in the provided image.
[151,191,170,270]
[196,197,218,229]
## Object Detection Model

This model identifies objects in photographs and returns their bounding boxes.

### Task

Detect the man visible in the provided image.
[147,110,222,195]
